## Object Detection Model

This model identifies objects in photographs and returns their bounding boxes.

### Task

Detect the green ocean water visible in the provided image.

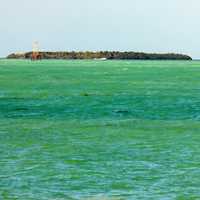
[1,59,200,200]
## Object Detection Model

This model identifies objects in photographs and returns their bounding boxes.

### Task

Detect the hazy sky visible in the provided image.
[0,0,200,58]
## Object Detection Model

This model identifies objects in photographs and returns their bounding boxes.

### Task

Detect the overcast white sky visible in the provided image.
[0,0,199,58]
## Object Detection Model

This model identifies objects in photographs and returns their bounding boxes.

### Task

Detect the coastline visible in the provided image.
[6,51,192,60]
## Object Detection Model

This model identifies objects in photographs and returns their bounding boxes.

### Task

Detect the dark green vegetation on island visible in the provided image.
[7,51,192,60]
[1,60,200,199]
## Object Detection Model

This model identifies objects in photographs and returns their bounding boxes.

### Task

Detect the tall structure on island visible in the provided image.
[31,41,41,60]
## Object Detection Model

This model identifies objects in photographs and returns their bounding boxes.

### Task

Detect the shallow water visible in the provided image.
[1,60,200,199]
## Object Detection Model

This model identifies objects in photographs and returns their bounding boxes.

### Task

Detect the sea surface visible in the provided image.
[1,60,200,199]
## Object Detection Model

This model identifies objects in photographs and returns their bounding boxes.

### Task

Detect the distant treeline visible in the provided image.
[7,51,192,60]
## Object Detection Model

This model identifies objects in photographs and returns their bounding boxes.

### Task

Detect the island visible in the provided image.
[7,51,192,60]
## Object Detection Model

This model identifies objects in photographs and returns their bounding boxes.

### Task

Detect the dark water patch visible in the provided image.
[13,108,29,111]
[113,110,130,115]
[80,92,90,97]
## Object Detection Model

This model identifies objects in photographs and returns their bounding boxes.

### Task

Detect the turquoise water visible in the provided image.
[1,60,200,199]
